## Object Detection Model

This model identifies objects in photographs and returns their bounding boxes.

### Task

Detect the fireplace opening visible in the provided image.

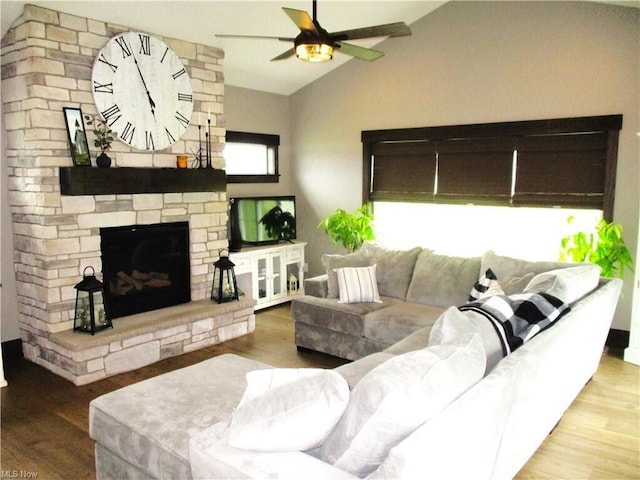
[100,222,191,319]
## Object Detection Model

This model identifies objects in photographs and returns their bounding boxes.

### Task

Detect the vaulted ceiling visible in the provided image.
[1,1,446,95]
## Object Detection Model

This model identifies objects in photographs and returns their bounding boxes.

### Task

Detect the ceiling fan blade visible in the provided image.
[330,22,411,42]
[216,34,295,42]
[282,7,319,34]
[335,41,384,61]
[271,48,296,61]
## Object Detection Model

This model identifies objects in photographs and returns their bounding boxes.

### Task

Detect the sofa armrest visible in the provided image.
[190,422,358,480]
[304,274,329,298]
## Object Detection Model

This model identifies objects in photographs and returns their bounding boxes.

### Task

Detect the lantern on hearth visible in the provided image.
[74,266,112,335]
[211,249,239,303]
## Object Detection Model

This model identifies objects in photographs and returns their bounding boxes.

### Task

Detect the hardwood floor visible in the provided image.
[1,304,638,479]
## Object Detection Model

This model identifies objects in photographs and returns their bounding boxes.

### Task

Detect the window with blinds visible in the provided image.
[362,115,622,220]
[225,131,280,183]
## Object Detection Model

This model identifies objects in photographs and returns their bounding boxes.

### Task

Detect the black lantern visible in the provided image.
[74,266,112,335]
[211,249,239,303]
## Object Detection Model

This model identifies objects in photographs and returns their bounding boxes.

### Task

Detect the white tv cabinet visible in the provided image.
[229,242,306,310]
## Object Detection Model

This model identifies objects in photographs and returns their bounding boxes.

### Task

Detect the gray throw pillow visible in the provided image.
[361,243,423,299]
[480,250,580,295]
[406,250,481,307]
[321,250,371,298]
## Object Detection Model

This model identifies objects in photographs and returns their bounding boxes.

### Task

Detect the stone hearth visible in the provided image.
[48,299,255,385]
[0,5,256,384]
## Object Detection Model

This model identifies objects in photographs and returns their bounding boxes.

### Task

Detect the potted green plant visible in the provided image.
[560,216,634,278]
[260,206,296,242]
[318,204,375,253]
[84,114,116,167]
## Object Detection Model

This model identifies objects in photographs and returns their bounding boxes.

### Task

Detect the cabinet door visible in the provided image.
[270,252,286,301]
[256,256,268,302]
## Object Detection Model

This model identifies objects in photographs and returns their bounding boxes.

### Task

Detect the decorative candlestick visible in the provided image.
[205,131,210,168]
[207,109,212,168]
[198,124,204,168]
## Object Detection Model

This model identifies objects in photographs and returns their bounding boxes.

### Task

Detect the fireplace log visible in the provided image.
[117,271,144,290]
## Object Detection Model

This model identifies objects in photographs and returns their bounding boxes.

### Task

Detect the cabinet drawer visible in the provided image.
[230,255,252,273]
[286,247,302,262]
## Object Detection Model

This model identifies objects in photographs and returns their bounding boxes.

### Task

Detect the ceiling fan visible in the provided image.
[216,0,411,63]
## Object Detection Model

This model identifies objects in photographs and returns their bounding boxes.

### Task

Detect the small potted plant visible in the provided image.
[318,204,375,253]
[560,216,634,279]
[84,114,116,167]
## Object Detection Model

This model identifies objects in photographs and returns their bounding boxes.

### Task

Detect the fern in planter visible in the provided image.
[318,204,375,253]
[560,216,634,279]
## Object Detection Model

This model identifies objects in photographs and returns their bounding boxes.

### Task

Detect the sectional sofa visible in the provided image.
[89,244,622,479]
[292,243,598,361]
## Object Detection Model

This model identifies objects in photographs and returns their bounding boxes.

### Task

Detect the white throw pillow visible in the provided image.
[334,265,382,304]
[228,368,349,452]
[315,335,486,476]
[523,265,601,304]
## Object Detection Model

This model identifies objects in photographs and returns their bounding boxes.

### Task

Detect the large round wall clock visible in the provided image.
[91,32,194,151]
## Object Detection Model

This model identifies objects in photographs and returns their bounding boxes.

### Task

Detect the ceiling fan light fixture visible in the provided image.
[295,42,333,62]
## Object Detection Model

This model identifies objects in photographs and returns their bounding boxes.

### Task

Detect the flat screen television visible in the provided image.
[229,195,296,250]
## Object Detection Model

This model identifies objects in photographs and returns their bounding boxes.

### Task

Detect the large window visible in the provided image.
[362,115,622,220]
[373,202,602,261]
[225,131,280,183]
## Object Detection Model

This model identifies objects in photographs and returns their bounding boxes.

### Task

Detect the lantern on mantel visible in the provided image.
[74,266,112,335]
[211,249,239,303]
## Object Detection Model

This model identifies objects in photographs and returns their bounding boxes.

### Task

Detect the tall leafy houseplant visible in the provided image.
[318,204,375,253]
[560,216,634,279]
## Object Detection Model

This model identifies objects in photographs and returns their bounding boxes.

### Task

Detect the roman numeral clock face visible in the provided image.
[91,32,193,151]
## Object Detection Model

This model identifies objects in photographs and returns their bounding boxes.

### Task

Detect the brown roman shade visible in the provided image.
[436,137,514,204]
[513,132,608,208]
[362,115,622,220]
[370,142,436,201]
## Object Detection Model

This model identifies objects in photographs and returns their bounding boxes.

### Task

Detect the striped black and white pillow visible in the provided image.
[468,268,503,302]
[335,265,382,304]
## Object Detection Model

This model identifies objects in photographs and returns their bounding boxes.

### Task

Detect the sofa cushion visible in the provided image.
[524,265,601,304]
[321,250,371,299]
[429,306,504,374]
[406,250,481,307]
[228,368,349,452]
[335,265,382,304]
[335,352,395,389]
[480,251,577,295]
[316,335,486,477]
[384,326,431,356]
[361,243,423,299]
[363,302,445,345]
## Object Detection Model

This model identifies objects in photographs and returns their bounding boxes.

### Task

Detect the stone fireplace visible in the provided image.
[1,5,256,385]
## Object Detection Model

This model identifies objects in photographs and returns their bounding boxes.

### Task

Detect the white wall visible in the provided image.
[1,101,20,343]
[225,86,292,199]
[289,1,639,331]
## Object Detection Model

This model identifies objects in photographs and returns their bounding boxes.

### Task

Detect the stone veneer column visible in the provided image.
[1,5,230,375]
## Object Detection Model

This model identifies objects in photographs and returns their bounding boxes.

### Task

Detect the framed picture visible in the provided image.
[63,107,91,166]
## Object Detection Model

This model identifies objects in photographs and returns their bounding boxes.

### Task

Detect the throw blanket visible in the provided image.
[459,293,570,356]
